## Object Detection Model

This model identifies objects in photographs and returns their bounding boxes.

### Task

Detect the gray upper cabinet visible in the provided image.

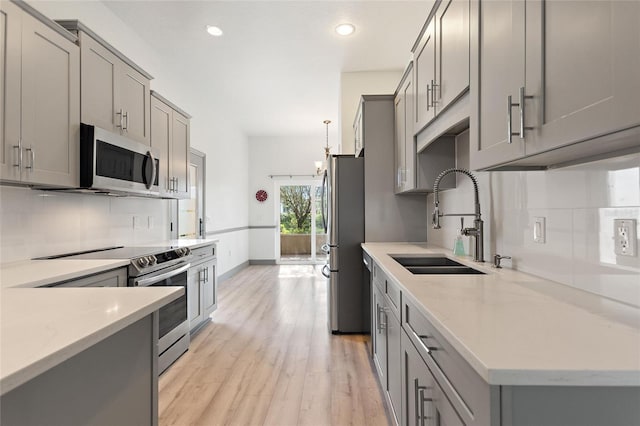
[150,92,191,199]
[435,0,470,114]
[414,0,470,135]
[414,18,436,132]
[394,64,416,193]
[470,0,640,171]
[1,1,79,187]
[57,21,152,147]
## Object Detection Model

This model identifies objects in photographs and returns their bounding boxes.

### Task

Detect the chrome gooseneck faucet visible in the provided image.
[432,168,484,262]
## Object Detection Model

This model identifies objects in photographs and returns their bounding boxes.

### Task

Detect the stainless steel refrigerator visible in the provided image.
[321,155,368,333]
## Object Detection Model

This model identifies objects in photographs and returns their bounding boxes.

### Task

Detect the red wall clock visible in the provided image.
[255,189,268,203]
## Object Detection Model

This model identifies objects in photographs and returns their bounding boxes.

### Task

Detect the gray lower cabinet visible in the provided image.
[41,267,128,288]
[367,253,640,426]
[188,245,217,333]
[402,330,465,426]
[1,313,159,426]
[372,263,402,425]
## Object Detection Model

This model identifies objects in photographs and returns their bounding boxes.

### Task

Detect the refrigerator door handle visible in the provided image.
[321,169,328,234]
[321,264,330,278]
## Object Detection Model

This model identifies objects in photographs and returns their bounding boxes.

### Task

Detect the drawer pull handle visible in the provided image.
[410,326,438,354]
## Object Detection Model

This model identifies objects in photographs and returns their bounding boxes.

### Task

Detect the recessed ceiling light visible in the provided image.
[335,23,355,36]
[206,25,223,37]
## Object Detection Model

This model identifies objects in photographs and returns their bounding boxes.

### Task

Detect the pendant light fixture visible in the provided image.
[323,119,331,159]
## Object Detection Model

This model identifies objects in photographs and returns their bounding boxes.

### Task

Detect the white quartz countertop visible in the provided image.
[362,242,640,386]
[1,259,130,289]
[0,286,183,395]
[144,238,218,250]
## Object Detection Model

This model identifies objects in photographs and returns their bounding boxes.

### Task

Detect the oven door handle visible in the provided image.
[133,263,191,287]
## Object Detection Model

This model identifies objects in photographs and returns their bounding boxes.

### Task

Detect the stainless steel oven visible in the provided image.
[38,245,193,374]
[131,262,190,373]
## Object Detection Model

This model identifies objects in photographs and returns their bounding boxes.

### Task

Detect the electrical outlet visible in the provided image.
[614,219,637,257]
[533,217,546,243]
[133,216,143,229]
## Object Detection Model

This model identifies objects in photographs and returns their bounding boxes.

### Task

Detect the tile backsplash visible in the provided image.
[427,131,640,307]
[0,186,171,263]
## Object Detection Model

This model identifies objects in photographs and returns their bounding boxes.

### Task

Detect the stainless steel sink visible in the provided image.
[391,255,485,275]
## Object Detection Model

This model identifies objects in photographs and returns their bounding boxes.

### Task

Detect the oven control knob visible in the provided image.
[137,257,149,267]
[148,255,157,265]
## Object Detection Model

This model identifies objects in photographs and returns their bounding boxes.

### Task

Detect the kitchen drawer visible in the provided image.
[403,296,491,425]
[372,262,386,292]
[43,267,128,288]
[191,244,216,261]
[385,277,401,315]
[372,261,401,319]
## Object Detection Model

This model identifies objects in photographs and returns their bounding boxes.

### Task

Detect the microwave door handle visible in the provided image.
[145,150,157,190]
[134,263,191,287]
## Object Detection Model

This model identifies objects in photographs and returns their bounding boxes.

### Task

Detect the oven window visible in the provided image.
[152,271,188,338]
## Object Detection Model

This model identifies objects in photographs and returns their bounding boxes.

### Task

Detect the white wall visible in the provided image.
[340,70,403,154]
[427,133,640,307]
[11,1,251,275]
[248,134,325,261]
[0,186,171,262]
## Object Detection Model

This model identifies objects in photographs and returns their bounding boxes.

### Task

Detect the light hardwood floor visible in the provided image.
[159,265,390,426]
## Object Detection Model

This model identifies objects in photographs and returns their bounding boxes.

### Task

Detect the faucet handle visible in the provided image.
[460,217,464,233]
[493,254,512,269]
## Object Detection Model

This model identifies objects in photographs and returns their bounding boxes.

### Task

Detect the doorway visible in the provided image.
[178,149,206,239]
[276,179,327,264]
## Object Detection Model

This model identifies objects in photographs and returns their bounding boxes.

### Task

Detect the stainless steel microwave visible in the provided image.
[79,124,160,196]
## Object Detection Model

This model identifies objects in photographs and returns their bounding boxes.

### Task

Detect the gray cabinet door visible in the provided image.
[171,110,190,198]
[0,0,22,182]
[119,64,150,146]
[373,284,387,385]
[523,0,640,155]
[402,67,416,191]
[469,0,525,170]
[188,264,204,329]
[387,305,402,425]
[435,0,470,114]
[415,18,437,132]
[402,330,436,426]
[80,32,118,133]
[150,95,172,196]
[20,12,79,186]
[202,259,217,316]
[402,331,466,426]
[394,91,406,194]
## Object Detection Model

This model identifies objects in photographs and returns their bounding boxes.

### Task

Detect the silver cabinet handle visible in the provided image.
[408,325,438,354]
[426,83,432,111]
[25,147,34,170]
[116,108,124,129]
[12,145,20,167]
[123,111,129,131]
[380,307,388,331]
[508,87,533,144]
[415,379,423,426]
[418,386,433,426]
[430,79,439,108]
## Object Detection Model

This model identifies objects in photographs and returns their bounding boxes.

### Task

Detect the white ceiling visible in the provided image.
[101,1,429,137]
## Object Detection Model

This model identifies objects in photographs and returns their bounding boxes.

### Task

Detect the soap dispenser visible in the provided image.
[453,217,466,256]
